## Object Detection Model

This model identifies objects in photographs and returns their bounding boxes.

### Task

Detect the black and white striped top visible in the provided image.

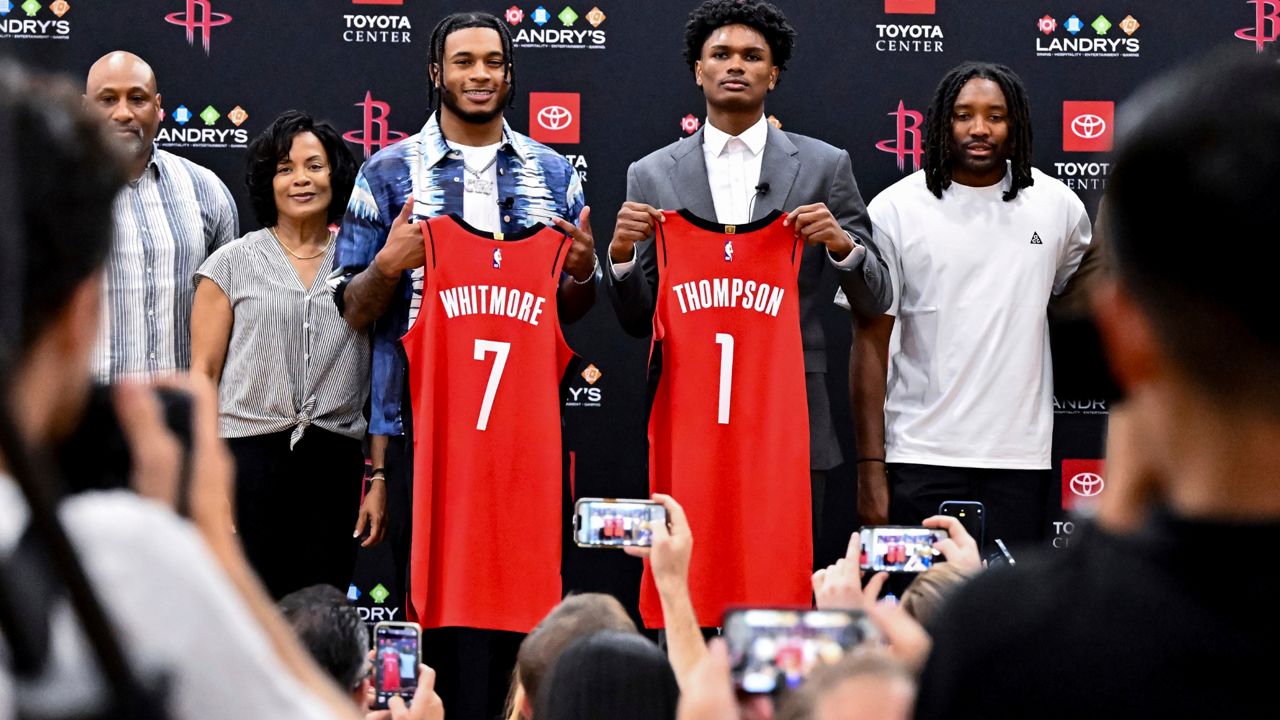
[195,229,369,445]
[93,147,239,382]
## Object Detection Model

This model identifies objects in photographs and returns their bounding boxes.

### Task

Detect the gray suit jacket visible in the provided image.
[607,124,891,469]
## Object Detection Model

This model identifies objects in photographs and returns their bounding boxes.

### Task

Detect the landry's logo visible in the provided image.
[680,114,700,135]
[566,362,603,407]
[164,0,232,55]
[342,91,409,159]
[874,100,923,173]
[156,101,249,148]
[529,92,580,144]
[1062,101,1114,152]
[1036,12,1141,58]
[1236,0,1280,51]
[506,4,607,49]
[0,0,72,40]
[343,0,411,44]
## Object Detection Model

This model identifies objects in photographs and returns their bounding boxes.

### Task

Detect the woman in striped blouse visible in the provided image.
[191,110,381,599]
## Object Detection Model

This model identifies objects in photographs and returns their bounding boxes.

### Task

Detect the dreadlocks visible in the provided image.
[923,62,1033,201]
[426,11,516,113]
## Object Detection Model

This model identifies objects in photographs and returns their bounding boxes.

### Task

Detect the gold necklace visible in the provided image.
[269,226,333,260]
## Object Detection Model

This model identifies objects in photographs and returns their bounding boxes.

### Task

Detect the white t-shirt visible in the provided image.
[447,140,502,233]
[870,167,1090,469]
[0,477,336,720]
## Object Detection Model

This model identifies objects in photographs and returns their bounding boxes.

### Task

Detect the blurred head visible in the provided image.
[776,651,916,720]
[278,585,369,709]
[899,563,980,629]
[0,61,125,442]
[245,110,356,228]
[511,593,637,719]
[685,0,794,113]
[427,12,515,123]
[1099,51,1280,423]
[534,631,679,720]
[83,51,160,166]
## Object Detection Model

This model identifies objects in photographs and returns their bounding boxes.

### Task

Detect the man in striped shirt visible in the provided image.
[84,51,238,382]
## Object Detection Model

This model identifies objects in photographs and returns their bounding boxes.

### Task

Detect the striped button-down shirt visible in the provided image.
[196,229,369,444]
[93,147,238,382]
[331,112,585,436]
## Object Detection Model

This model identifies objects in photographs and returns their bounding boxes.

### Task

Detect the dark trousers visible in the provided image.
[887,463,1051,557]
[229,428,364,600]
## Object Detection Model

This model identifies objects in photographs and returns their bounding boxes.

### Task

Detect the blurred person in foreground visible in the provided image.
[915,51,1280,718]
[0,62,424,720]
[534,631,680,720]
[505,593,638,720]
[191,110,378,599]
[775,651,915,720]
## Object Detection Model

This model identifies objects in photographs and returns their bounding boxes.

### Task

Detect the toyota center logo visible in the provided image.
[537,105,573,131]
[1062,101,1114,152]
[1069,472,1105,497]
[1071,113,1107,139]
[529,92,579,144]
[1061,459,1106,511]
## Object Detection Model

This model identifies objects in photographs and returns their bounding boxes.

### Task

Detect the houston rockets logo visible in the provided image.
[874,100,924,172]
[164,0,232,55]
[1236,0,1280,51]
[341,92,408,159]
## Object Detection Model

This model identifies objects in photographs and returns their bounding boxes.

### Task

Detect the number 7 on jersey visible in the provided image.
[473,339,511,431]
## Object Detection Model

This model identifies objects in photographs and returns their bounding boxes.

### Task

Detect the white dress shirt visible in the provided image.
[612,115,863,278]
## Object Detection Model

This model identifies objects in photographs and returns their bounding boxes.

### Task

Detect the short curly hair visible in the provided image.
[244,110,357,228]
[683,0,796,74]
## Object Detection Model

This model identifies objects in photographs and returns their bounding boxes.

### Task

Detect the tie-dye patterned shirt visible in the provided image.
[331,113,584,435]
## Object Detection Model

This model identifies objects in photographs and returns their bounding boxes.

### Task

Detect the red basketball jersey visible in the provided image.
[642,210,812,628]
[402,215,574,633]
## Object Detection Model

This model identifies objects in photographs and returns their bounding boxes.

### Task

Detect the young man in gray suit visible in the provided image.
[605,0,890,554]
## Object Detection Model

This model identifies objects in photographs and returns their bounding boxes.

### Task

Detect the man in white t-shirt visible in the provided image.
[850,62,1091,552]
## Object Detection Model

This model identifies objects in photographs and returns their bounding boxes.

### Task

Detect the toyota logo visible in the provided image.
[1069,472,1105,497]
[1071,114,1107,139]
[537,105,573,131]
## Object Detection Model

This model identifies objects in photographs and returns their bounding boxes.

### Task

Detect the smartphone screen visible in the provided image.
[724,609,879,694]
[858,526,949,573]
[373,622,420,709]
[573,499,668,548]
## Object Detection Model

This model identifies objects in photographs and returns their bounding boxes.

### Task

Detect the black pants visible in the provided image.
[229,428,364,600]
[887,463,1051,557]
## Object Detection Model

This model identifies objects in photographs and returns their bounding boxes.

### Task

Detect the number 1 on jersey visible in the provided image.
[715,333,735,425]
[473,339,511,431]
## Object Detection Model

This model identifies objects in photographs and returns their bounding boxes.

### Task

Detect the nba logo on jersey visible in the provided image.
[492,248,503,269]
[724,240,734,262]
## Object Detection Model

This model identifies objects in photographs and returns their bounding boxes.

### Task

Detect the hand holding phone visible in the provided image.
[373,621,422,710]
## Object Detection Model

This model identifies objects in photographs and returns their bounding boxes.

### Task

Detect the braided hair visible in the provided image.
[426,11,516,112]
[923,62,1033,201]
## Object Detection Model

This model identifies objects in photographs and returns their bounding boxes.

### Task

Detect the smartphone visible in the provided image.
[938,500,985,550]
[372,621,421,709]
[986,538,1016,567]
[723,608,880,694]
[572,498,668,548]
[858,525,949,573]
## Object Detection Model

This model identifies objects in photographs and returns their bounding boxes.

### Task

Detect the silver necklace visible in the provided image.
[462,153,498,195]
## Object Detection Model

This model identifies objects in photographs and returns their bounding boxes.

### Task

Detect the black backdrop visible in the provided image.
[6,0,1276,625]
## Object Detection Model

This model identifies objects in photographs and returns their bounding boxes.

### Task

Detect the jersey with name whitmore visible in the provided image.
[871,167,1091,470]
